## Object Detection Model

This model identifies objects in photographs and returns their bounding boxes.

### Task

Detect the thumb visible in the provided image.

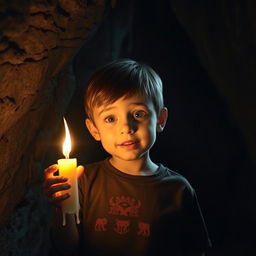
[76,165,84,178]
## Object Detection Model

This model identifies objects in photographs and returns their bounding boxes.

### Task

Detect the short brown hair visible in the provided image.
[84,59,164,121]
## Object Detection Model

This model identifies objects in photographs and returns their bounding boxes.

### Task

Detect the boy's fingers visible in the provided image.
[44,177,68,188]
[49,193,70,204]
[43,163,80,206]
[77,165,84,178]
[44,164,58,179]
[45,183,71,197]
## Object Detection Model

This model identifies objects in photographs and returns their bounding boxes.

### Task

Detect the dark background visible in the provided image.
[63,1,255,255]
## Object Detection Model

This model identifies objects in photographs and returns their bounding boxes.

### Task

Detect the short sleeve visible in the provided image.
[145,178,211,256]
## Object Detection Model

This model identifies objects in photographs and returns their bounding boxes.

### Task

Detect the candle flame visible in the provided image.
[62,117,71,159]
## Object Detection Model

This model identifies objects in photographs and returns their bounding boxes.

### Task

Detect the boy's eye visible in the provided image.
[104,116,116,123]
[133,111,147,118]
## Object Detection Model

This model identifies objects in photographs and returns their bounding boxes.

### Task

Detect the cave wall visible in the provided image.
[0,0,111,254]
[0,0,108,225]
[169,1,256,254]
[170,0,256,168]
[0,0,255,255]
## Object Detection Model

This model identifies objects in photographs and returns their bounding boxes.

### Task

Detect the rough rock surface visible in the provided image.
[0,0,107,226]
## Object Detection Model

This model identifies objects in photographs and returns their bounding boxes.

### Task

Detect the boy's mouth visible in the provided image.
[118,140,139,149]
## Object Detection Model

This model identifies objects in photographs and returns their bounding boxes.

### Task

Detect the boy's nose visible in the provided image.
[120,124,134,134]
[120,116,136,134]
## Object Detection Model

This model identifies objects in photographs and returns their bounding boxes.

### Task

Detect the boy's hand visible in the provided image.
[43,164,70,207]
[43,164,84,207]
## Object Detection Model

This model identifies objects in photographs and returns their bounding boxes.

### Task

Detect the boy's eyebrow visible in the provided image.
[131,102,147,106]
[130,102,150,109]
[98,102,149,116]
[98,106,116,116]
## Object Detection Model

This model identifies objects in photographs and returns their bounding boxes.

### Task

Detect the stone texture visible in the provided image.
[0,0,108,226]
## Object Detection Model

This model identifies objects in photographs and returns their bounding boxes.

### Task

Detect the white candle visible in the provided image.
[57,118,80,226]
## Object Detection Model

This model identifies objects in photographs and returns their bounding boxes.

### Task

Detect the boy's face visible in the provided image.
[86,94,167,163]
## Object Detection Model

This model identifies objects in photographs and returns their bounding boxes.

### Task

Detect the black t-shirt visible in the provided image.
[78,158,211,256]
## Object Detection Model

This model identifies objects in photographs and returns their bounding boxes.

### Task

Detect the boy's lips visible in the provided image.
[117,140,140,148]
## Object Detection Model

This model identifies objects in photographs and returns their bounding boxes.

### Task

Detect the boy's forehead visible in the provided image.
[93,94,154,114]
[102,94,150,107]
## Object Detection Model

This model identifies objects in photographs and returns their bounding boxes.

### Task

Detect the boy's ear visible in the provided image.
[85,118,101,141]
[156,107,168,133]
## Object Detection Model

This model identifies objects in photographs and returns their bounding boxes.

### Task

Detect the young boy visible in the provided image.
[44,59,211,256]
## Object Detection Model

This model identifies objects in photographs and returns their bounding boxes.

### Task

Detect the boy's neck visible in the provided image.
[109,156,158,176]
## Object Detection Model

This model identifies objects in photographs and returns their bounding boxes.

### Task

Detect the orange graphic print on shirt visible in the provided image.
[109,196,141,217]
[95,218,108,231]
[94,196,150,237]
[114,219,130,234]
[137,221,150,237]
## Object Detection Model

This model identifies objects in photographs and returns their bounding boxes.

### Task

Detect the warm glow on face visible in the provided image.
[62,117,72,159]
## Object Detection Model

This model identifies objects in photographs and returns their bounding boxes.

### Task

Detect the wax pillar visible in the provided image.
[58,158,80,226]
[58,117,80,226]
